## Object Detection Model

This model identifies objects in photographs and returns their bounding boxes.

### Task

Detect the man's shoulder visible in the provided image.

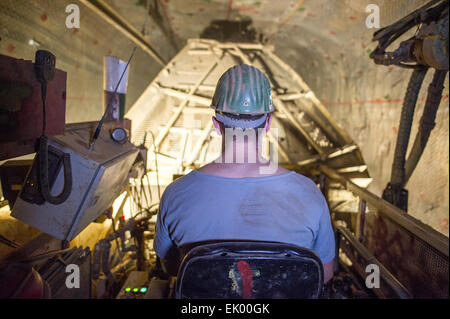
[161,169,322,201]
[288,171,319,189]
[160,170,199,199]
[287,172,327,205]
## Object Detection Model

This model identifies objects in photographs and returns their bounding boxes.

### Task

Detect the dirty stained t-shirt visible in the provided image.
[154,170,335,264]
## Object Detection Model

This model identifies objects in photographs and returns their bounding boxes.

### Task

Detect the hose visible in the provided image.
[404,70,448,185]
[390,67,428,188]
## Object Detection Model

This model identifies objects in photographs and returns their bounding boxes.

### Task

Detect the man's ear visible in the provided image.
[212,116,222,135]
[264,113,273,133]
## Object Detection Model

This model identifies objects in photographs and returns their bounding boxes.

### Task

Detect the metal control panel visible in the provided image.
[12,122,139,241]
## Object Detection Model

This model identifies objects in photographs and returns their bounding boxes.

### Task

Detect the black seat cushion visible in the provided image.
[176,241,324,299]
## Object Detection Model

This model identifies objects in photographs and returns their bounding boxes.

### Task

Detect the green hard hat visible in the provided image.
[211,64,274,115]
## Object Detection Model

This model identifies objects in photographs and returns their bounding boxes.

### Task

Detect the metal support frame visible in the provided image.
[185,122,214,167]
[151,57,221,152]
[336,225,412,299]
[296,144,358,167]
[273,95,324,155]
[156,85,212,106]
[321,165,449,257]
[262,49,354,146]
[268,131,291,163]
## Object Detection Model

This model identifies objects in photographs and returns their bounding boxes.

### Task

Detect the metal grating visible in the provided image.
[365,210,449,298]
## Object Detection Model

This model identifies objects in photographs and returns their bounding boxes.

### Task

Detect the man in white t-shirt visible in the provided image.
[154,64,335,283]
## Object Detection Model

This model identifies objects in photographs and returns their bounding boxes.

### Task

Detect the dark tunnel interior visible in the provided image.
[0,0,448,305]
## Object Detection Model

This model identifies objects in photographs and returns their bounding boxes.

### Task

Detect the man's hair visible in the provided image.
[216,112,267,130]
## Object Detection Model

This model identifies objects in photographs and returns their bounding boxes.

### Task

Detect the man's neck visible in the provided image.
[197,161,288,178]
[220,140,265,163]
[198,141,288,178]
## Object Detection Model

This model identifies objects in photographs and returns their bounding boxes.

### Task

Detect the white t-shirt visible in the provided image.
[154,170,335,264]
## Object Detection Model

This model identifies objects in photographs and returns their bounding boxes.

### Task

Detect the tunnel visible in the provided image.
[0,0,448,304]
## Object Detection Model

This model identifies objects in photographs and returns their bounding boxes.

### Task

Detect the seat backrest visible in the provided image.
[176,241,324,299]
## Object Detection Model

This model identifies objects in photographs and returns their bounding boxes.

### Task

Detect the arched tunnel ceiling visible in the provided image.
[0,0,448,235]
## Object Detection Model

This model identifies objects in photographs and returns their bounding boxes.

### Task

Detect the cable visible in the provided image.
[39,136,72,204]
[41,84,46,136]
[130,182,144,214]
[404,69,448,185]
[135,178,145,210]
[145,172,153,204]
[139,175,150,208]
[0,234,21,249]
[34,50,55,136]
[147,130,161,200]
[11,247,73,264]
[138,132,156,206]
[109,216,123,259]
[390,67,428,188]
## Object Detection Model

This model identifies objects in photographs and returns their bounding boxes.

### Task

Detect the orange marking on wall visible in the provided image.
[323,95,449,107]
